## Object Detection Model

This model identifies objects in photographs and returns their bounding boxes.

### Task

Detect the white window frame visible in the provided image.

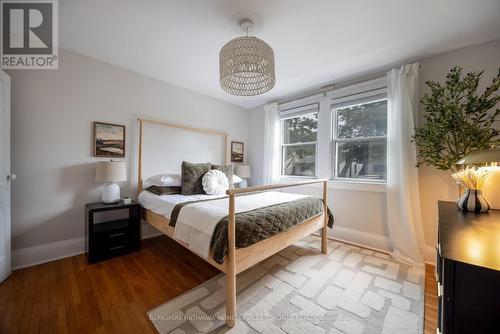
[330,90,388,183]
[280,103,319,178]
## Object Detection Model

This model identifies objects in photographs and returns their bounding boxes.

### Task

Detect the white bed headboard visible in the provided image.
[137,118,228,192]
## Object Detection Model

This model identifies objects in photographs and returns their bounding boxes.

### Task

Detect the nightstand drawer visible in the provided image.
[94,227,131,246]
[96,240,132,259]
[92,229,138,262]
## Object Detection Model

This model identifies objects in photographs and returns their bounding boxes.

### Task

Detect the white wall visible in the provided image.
[247,39,500,261]
[418,39,500,253]
[8,49,248,268]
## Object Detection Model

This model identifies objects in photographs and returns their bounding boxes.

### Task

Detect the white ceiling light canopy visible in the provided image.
[219,18,275,96]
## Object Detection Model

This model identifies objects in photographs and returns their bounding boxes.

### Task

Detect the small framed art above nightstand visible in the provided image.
[85,201,140,264]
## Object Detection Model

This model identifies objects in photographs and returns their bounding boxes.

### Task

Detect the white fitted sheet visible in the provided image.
[138,191,224,219]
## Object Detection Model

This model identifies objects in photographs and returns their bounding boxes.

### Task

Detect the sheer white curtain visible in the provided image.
[386,63,426,266]
[263,102,280,184]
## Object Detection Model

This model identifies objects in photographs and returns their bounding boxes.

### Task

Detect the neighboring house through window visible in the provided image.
[332,92,387,181]
[280,104,319,177]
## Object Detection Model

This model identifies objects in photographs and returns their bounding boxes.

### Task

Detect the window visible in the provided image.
[281,104,318,177]
[332,97,387,181]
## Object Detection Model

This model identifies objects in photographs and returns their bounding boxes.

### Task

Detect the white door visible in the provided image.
[0,70,11,283]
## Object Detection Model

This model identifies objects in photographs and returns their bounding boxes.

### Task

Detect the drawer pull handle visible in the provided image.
[109,245,125,251]
[109,232,125,238]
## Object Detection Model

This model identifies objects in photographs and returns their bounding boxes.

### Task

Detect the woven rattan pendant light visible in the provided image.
[219,19,275,96]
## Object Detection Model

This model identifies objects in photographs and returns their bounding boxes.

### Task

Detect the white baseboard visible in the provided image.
[329,225,391,253]
[12,237,85,270]
[11,223,164,270]
[325,226,437,266]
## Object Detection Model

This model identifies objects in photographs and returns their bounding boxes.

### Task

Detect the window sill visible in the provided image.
[328,179,386,193]
[279,177,387,193]
[280,175,317,179]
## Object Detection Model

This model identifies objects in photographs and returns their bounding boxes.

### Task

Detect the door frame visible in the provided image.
[0,69,11,283]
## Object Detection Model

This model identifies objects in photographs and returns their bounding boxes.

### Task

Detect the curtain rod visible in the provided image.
[277,63,421,107]
[277,84,335,106]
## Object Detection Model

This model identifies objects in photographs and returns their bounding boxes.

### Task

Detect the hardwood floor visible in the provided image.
[424,263,438,334]
[0,236,438,334]
[0,237,220,334]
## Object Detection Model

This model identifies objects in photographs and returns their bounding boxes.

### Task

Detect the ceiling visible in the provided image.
[60,0,500,109]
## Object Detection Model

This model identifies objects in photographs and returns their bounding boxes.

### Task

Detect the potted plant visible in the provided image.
[412,66,500,211]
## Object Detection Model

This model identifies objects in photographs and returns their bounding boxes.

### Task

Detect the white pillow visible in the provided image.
[232,174,243,184]
[202,169,229,195]
[146,174,181,187]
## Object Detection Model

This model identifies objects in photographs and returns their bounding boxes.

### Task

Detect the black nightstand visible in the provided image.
[85,201,141,264]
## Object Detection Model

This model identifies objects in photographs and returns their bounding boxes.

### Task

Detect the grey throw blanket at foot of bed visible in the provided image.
[211,197,334,264]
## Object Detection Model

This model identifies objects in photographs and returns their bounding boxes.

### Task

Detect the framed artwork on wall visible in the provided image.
[231,141,244,163]
[93,122,125,157]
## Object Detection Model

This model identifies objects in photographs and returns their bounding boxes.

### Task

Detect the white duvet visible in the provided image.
[138,191,308,259]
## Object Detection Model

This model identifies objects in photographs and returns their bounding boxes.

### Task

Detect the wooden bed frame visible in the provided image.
[137,118,329,327]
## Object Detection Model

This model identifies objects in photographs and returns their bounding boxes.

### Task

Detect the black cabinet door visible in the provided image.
[452,261,500,334]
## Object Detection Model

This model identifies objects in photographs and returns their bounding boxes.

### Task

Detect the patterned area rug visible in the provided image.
[148,237,424,334]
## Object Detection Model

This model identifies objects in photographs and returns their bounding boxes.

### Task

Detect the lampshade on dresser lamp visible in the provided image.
[95,161,127,204]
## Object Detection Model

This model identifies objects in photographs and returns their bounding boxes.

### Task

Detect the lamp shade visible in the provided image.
[95,161,127,182]
[220,36,275,96]
[235,165,251,178]
[219,19,275,96]
[456,147,500,164]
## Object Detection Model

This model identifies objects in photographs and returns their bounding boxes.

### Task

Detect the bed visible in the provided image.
[137,118,332,327]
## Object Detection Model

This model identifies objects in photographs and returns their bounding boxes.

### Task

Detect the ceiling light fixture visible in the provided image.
[219,18,275,96]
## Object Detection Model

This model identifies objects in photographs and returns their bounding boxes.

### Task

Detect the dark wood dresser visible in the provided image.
[436,201,500,334]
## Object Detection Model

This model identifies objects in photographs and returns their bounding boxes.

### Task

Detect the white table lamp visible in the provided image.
[235,165,251,178]
[235,165,251,187]
[95,161,127,204]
